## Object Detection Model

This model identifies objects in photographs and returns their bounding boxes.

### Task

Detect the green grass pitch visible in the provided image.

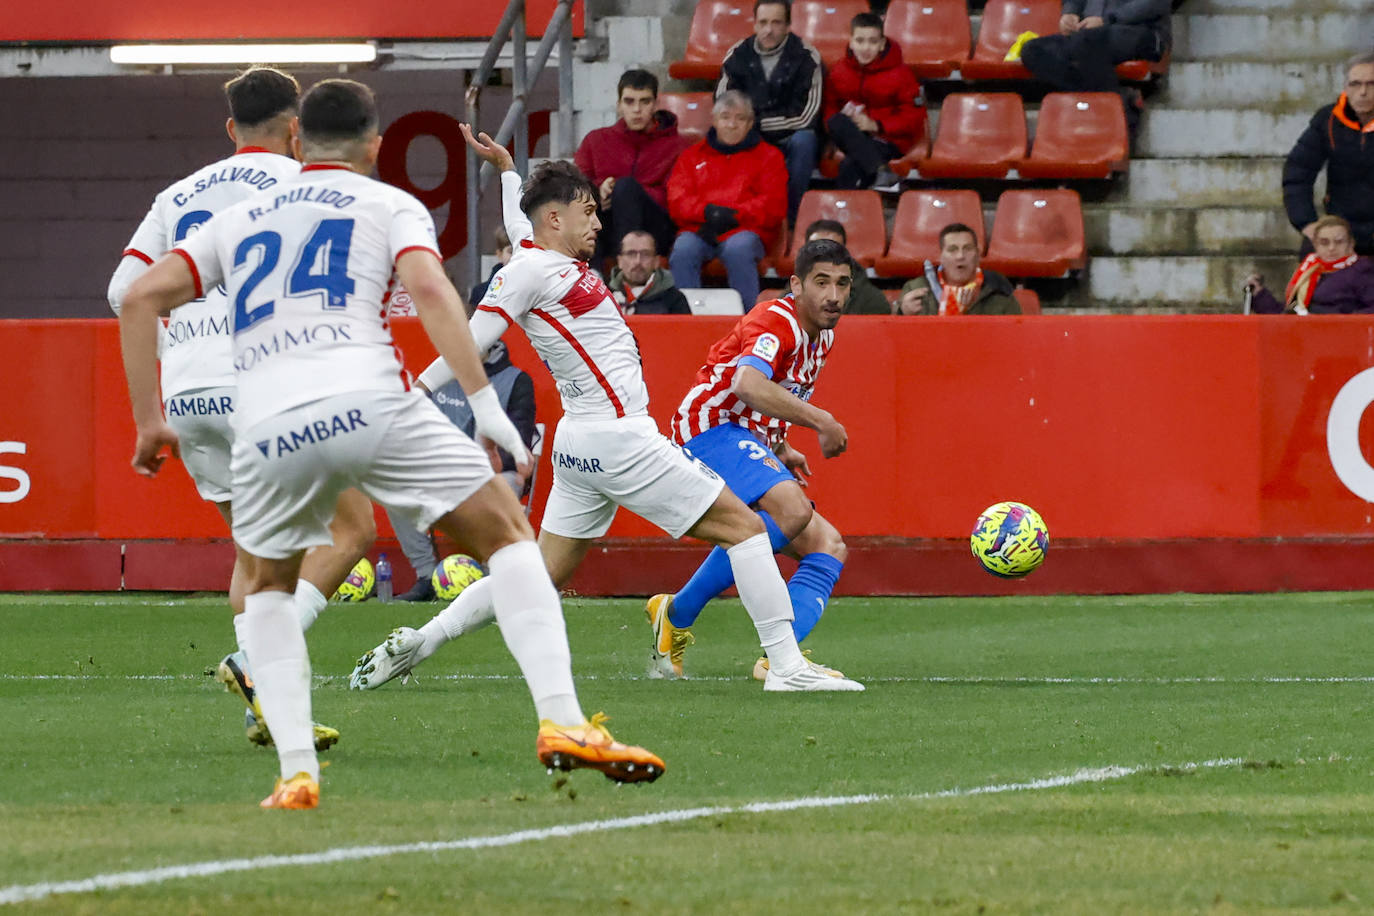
[1,591,1372,913]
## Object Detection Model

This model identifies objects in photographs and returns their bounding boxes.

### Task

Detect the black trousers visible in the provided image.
[1021,25,1162,95]
[594,175,679,262]
[826,113,900,189]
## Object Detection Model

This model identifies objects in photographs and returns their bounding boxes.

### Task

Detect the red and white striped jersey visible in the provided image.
[671,296,834,444]
[477,239,649,421]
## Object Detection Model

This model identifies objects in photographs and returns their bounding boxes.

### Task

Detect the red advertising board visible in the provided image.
[5,316,1374,549]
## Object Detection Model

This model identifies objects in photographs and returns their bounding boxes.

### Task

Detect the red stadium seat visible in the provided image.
[889,136,931,177]
[777,190,886,275]
[884,0,973,79]
[656,92,714,139]
[668,0,753,80]
[792,0,872,65]
[918,93,1027,179]
[702,219,789,279]
[981,189,1087,277]
[1116,50,1170,82]
[1017,92,1128,179]
[959,0,1060,80]
[1013,286,1042,314]
[876,189,984,277]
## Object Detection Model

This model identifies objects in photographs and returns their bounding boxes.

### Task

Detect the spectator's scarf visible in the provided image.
[937,267,983,315]
[1285,252,1358,311]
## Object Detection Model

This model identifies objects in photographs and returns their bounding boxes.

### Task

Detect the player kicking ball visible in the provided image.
[647,238,855,681]
[348,128,861,694]
[107,66,377,752]
[120,79,664,809]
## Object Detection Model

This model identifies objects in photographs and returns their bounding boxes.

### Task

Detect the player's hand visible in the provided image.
[1079,15,1104,28]
[816,413,848,459]
[468,384,532,477]
[131,421,180,478]
[459,123,515,172]
[1059,13,1080,33]
[776,442,812,487]
[599,176,616,207]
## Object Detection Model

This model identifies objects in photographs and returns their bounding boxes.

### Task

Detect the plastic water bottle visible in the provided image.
[375,553,393,602]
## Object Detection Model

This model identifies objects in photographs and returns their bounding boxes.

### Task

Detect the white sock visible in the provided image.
[415,576,498,664]
[728,532,805,675]
[293,580,328,632]
[232,612,249,654]
[242,590,318,782]
[486,540,583,724]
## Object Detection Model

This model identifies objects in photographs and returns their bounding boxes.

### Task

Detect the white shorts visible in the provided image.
[231,389,494,559]
[164,386,236,503]
[541,414,724,540]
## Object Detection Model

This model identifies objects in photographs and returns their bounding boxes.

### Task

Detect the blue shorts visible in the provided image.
[681,424,792,507]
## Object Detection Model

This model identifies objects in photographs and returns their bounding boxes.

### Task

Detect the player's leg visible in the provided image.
[751,509,850,681]
[295,488,376,630]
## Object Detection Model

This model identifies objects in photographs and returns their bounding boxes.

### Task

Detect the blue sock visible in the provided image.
[788,553,844,642]
[670,511,791,628]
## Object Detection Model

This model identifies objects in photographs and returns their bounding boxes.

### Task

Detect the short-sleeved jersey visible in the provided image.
[478,240,649,421]
[671,296,834,445]
[174,164,437,431]
[119,149,301,397]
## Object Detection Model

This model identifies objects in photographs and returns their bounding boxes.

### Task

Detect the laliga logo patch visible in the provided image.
[485,274,505,301]
[751,333,781,362]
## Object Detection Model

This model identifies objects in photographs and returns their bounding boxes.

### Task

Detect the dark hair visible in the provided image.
[850,11,884,33]
[223,67,299,128]
[794,239,854,283]
[493,226,511,250]
[617,69,659,99]
[520,159,599,217]
[753,0,791,23]
[299,79,378,143]
[804,218,847,245]
[939,222,979,248]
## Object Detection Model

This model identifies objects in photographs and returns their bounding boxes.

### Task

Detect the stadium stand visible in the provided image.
[876,189,985,277]
[1012,286,1042,314]
[981,189,1087,277]
[682,287,747,314]
[668,0,752,80]
[957,0,1059,81]
[1016,92,1129,179]
[883,0,973,79]
[790,0,872,65]
[777,190,886,275]
[918,92,1028,179]
[655,91,714,138]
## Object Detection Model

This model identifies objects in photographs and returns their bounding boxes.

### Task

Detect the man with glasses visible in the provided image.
[607,230,690,315]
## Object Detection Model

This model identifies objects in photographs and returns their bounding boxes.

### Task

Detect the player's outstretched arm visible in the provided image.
[732,366,847,458]
[119,254,195,475]
[397,250,531,472]
[460,124,534,246]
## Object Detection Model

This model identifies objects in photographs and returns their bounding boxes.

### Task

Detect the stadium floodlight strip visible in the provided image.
[109,43,378,66]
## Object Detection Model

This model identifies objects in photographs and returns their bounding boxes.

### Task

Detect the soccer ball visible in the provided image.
[971,502,1049,579]
[432,554,486,601]
[333,557,375,601]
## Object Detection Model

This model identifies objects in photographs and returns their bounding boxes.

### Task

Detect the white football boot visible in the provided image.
[763,660,865,692]
[348,626,426,690]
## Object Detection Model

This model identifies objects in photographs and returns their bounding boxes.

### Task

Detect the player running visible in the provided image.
[646,238,855,680]
[119,79,665,809]
[348,128,861,693]
[106,67,373,752]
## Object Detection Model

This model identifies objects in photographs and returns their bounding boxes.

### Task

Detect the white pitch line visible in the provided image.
[3,673,1373,685]
[0,757,1244,906]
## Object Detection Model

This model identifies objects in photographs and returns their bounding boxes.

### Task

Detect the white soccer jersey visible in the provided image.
[116,149,301,397]
[174,164,437,431]
[478,239,650,421]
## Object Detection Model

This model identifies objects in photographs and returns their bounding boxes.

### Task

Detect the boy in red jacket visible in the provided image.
[823,12,925,189]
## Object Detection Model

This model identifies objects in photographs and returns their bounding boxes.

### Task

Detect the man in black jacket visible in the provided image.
[1283,52,1374,256]
[717,0,823,223]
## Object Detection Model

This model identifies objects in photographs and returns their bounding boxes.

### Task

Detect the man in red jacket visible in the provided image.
[668,91,788,310]
[823,11,925,190]
[575,69,693,261]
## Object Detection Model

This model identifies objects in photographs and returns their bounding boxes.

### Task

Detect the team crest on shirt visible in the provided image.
[751,333,781,361]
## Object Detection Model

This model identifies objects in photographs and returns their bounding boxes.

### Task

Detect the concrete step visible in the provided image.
[1161,61,1350,111]
[1182,0,1369,13]
[1173,13,1374,61]
[1118,157,1287,207]
[1065,255,1294,311]
[1083,205,1297,256]
[1136,108,1310,157]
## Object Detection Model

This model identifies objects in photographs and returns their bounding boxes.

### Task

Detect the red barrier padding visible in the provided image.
[0,542,123,591]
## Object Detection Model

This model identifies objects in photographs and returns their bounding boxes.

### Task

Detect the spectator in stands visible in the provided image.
[1019,0,1171,136]
[1243,215,1374,315]
[717,0,823,222]
[608,230,691,315]
[802,219,890,314]
[896,223,1021,315]
[668,91,788,309]
[469,226,511,304]
[823,11,925,190]
[1282,51,1374,257]
[574,68,692,260]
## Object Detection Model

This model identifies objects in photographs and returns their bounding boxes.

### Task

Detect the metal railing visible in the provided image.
[464,0,576,285]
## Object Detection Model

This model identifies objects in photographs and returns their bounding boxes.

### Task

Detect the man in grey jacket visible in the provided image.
[1020,0,1171,134]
